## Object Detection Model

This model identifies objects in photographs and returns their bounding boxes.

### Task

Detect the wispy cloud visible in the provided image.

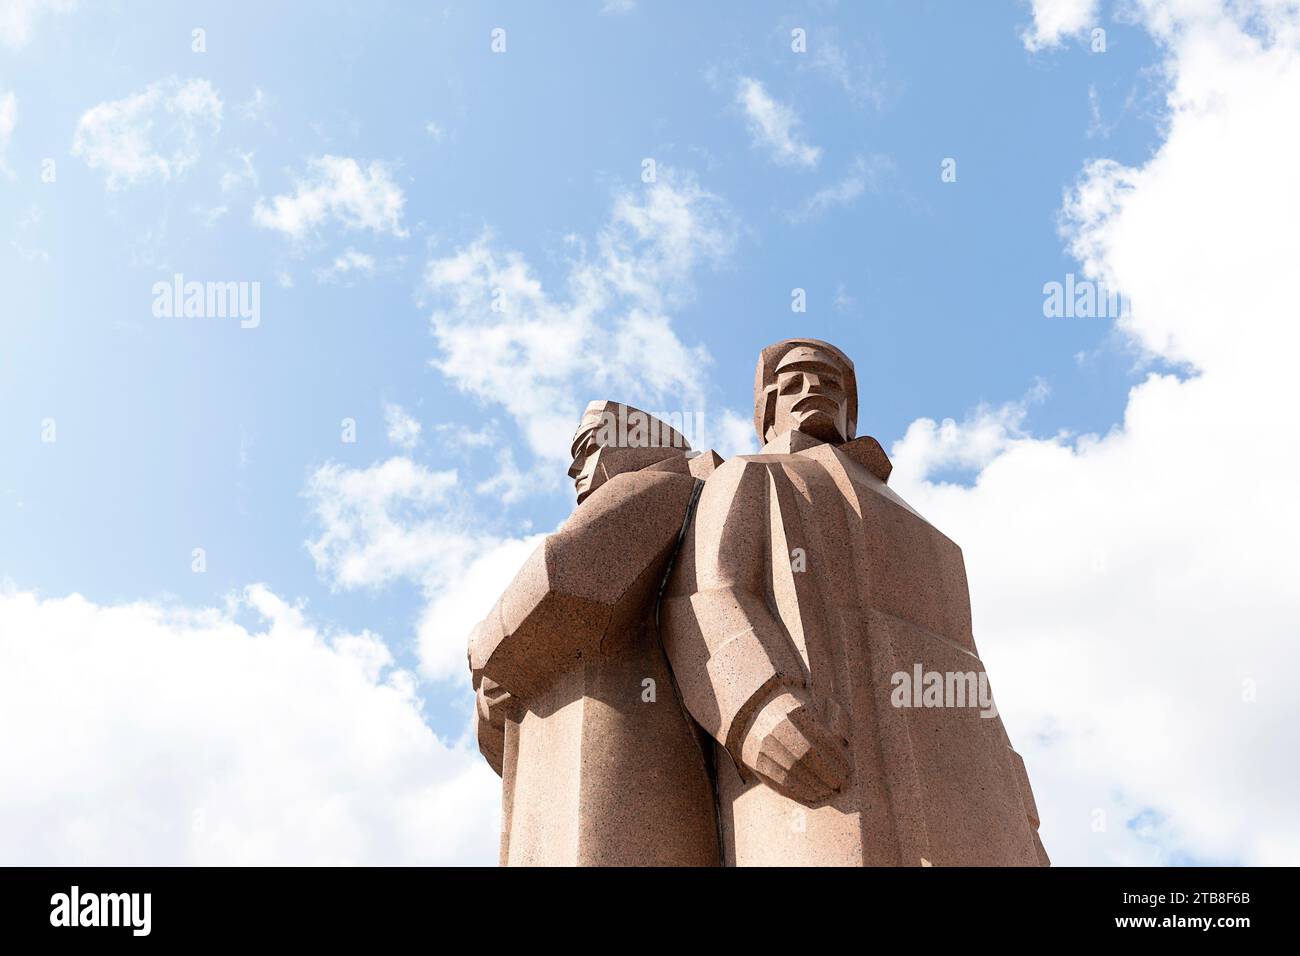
[72,77,223,189]
[791,153,890,221]
[806,32,886,108]
[735,76,821,168]
[254,155,407,241]
[423,167,737,463]
[315,247,379,284]
[302,455,545,681]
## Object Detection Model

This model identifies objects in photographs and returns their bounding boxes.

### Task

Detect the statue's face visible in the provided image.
[770,356,850,444]
[567,427,601,503]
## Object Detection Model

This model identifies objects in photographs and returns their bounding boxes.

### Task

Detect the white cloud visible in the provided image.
[475,447,540,505]
[892,0,1300,865]
[316,247,378,283]
[239,88,269,123]
[832,283,856,313]
[793,153,890,221]
[72,77,223,189]
[383,401,421,450]
[0,584,498,864]
[807,32,885,108]
[304,456,543,683]
[0,0,74,51]
[0,90,16,177]
[1022,0,1099,51]
[305,457,461,591]
[424,167,737,464]
[893,380,1049,476]
[601,0,636,14]
[432,421,498,449]
[193,203,228,227]
[219,149,258,193]
[709,407,760,459]
[735,76,822,167]
[416,534,544,682]
[254,155,407,241]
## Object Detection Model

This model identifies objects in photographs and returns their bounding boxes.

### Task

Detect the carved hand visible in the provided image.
[739,689,851,804]
[474,677,513,777]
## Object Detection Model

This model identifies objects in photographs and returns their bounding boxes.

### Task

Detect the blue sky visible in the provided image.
[3,0,1297,866]
[3,1,1158,649]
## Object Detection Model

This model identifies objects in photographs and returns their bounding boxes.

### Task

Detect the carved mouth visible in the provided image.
[793,396,839,416]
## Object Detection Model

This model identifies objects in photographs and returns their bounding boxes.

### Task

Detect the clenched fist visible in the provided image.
[739,690,851,804]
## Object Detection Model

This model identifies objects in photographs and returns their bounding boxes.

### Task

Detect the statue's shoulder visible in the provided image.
[692,453,776,510]
[832,436,893,484]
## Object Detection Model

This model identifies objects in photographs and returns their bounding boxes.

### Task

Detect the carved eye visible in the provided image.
[779,373,803,395]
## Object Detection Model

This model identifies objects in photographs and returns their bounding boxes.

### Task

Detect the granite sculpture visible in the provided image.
[469,343,1049,867]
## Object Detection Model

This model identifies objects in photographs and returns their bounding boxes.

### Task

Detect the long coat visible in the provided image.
[469,456,721,866]
[661,430,1049,866]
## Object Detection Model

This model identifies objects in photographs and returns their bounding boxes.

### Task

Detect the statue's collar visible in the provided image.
[758,431,893,483]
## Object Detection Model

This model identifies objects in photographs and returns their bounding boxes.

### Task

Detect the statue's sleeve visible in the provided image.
[468,469,697,702]
[661,457,809,765]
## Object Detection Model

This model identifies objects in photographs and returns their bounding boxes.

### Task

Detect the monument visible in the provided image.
[468,401,722,865]
[469,341,1049,867]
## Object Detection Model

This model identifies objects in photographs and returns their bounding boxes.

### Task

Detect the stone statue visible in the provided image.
[661,338,1048,865]
[468,401,722,865]
[469,342,1048,867]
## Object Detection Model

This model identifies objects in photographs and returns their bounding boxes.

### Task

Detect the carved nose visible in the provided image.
[807,374,834,393]
[800,375,835,399]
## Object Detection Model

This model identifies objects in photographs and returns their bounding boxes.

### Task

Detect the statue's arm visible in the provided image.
[471,674,513,776]
[662,458,849,803]
[468,469,696,702]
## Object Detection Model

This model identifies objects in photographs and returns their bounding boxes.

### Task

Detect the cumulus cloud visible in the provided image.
[0,584,498,864]
[735,76,822,167]
[423,167,738,464]
[892,0,1300,865]
[0,0,74,51]
[254,155,407,240]
[1022,0,1099,51]
[72,77,223,189]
